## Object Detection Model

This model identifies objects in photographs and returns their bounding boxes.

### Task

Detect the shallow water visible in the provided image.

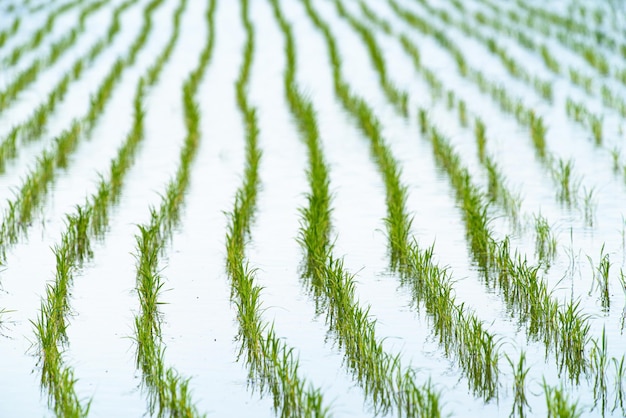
[1,0,626,416]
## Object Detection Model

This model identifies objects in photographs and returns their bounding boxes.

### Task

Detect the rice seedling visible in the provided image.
[543,381,583,418]
[610,148,622,173]
[534,214,557,267]
[551,158,578,205]
[528,112,547,161]
[506,351,531,418]
[0,15,20,49]
[483,157,522,226]
[540,44,560,73]
[475,117,486,163]
[458,99,468,127]
[590,114,603,145]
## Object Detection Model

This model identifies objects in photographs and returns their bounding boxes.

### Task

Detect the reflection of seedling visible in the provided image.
[587,244,611,309]
[613,355,626,414]
[581,186,596,227]
[506,351,531,418]
[611,148,621,173]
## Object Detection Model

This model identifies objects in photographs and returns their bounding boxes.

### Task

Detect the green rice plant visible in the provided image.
[475,117,486,163]
[483,157,521,226]
[506,351,531,418]
[590,114,603,145]
[458,99,468,127]
[543,381,583,418]
[540,44,560,73]
[529,112,547,160]
[0,15,20,49]
[555,300,590,382]
[610,148,621,173]
[568,68,593,94]
[551,158,578,205]
[534,214,557,267]
[446,90,454,109]
[418,108,428,134]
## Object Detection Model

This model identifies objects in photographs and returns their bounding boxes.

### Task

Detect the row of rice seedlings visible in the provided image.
[225,1,330,416]
[386,0,540,154]
[507,0,623,80]
[274,0,448,414]
[0,0,168,266]
[0,0,112,111]
[32,0,186,413]
[472,0,626,110]
[388,0,595,211]
[0,0,141,174]
[331,0,408,116]
[565,98,604,145]
[0,15,20,49]
[357,4,524,231]
[3,0,88,67]
[454,0,596,96]
[419,115,590,382]
[418,0,621,161]
[412,0,553,102]
[517,0,602,36]
[131,1,223,415]
[302,0,500,404]
[362,4,557,241]
[26,0,60,13]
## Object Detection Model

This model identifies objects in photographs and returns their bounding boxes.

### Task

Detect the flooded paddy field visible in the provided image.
[0,0,625,416]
